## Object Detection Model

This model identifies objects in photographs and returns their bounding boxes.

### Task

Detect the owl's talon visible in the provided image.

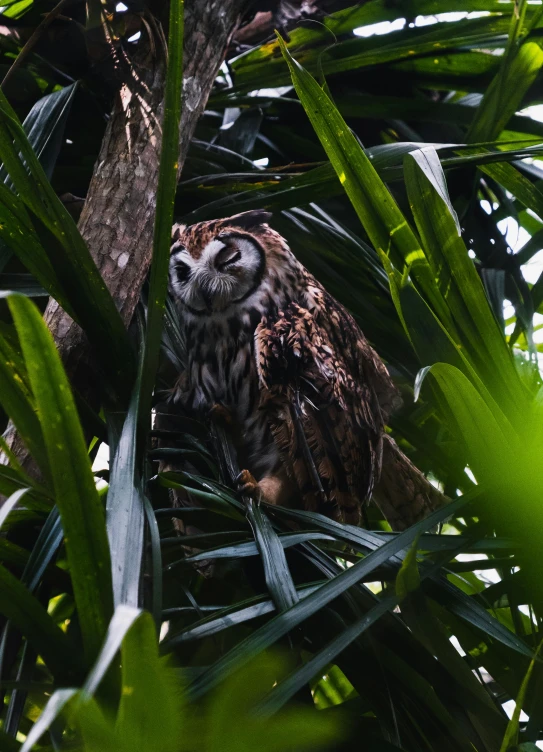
[235,469,261,502]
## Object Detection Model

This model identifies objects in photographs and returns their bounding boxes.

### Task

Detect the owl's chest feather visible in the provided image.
[184,304,265,421]
[178,279,306,478]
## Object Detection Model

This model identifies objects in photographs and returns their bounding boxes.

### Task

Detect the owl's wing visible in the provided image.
[255,290,399,524]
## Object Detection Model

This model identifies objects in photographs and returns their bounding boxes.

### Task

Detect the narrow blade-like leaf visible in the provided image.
[138,0,184,432]
[8,293,113,664]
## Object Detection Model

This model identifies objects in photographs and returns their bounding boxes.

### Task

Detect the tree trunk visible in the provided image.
[3,0,248,477]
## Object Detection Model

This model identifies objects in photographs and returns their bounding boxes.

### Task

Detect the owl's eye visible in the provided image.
[215,245,241,270]
[174,261,191,283]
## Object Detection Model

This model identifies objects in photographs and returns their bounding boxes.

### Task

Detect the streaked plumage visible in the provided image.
[168,210,444,528]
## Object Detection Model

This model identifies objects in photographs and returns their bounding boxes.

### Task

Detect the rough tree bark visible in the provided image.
[4,0,249,476]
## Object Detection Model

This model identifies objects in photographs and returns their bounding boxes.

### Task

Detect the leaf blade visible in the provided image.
[8,293,113,664]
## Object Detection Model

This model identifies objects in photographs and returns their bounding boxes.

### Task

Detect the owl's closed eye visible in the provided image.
[168,213,270,313]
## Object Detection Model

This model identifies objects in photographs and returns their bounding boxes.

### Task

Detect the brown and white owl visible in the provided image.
[168,210,445,530]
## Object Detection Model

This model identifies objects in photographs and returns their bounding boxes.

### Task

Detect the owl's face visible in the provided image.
[169,211,274,314]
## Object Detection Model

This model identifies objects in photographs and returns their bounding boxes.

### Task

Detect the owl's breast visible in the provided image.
[177,293,295,480]
[182,309,262,422]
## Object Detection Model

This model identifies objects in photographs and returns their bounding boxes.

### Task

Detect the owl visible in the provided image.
[168,210,445,529]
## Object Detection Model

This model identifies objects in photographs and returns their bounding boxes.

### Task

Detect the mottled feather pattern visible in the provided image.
[256,299,384,523]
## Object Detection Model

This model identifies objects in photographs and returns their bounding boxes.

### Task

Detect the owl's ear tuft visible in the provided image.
[172,223,186,242]
[226,210,272,230]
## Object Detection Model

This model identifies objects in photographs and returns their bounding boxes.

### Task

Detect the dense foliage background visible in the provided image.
[0,0,543,750]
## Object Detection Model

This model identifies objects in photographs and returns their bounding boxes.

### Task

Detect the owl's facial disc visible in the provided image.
[169,233,265,313]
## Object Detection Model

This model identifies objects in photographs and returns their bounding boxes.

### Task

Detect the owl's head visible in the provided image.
[169,210,278,314]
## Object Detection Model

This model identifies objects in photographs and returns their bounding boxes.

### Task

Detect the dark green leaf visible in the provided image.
[8,293,113,664]
[0,89,134,396]
[0,564,81,679]
[246,499,298,612]
[106,337,145,609]
[404,146,523,413]
[189,496,468,699]
[138,0,184,433]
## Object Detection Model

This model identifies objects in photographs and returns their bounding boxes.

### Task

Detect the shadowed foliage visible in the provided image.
[0,1,542,750]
